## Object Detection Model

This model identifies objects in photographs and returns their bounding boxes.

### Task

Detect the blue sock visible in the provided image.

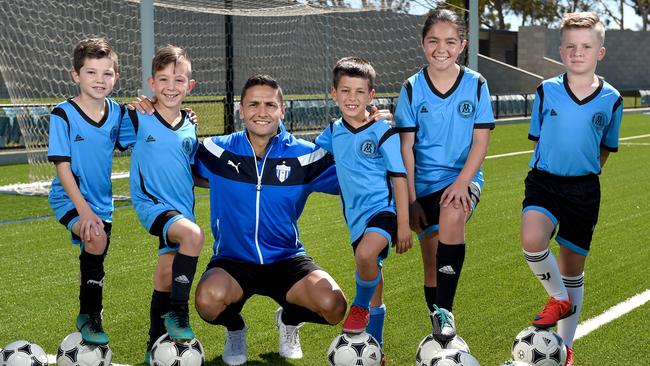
[367,304,386,348]
[352,271,381,308]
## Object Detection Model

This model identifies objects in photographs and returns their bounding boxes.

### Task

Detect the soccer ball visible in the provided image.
[416,334,470,366]
[511,327,567,366]
[150,333,204,366]
[1,340,48,366]
[56,332,112,366]
[327,332,382,366]
[428,349,480,365]
[499,361,532,366]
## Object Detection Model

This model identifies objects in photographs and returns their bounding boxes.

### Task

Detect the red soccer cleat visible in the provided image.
[532,297,572,329]
[565,346,574,366]
[341,305,369,334]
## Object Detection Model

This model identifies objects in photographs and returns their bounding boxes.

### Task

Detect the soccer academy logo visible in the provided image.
[592,112,607,130]
[457,100,475,118]
[182,137,193,155]
[360,139,377,157]
[276,161,291,183]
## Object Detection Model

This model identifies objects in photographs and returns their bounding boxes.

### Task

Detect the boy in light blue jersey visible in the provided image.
[119,45,203,357]
[48,38,123,346]
[395,9,494,341]
[520,13,623,366]
[315,57,411,360]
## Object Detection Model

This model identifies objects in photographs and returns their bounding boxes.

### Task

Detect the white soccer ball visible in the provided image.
[511,327,567,366]
[428,349,480,366]
[327,332,382,366]
[1,340,48,366]
[150,333,204,366]
[56,332,112,366]
[499,360,532,366]
[415,334,471,366]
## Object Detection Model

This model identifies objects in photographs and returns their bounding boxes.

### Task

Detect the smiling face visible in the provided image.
[71,57,119,101]
[240,84,285,142]
[331,75,375,124]
[559,27,605,77]
[148,60,195,110]
[421,21,467,74]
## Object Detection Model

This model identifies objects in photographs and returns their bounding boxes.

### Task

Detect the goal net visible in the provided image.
[0,0,429,196]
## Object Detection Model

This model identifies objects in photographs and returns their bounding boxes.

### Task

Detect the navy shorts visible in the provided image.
[522,169,600,256]
[417,183,480,238]
[59,208,112,246]
[351,211,396,265]
[205,255,322,309]
[149,210,183,254]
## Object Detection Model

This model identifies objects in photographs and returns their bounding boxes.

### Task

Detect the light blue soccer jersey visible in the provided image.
[316,118,406,243]
[48,98,124,223]
[528,74,623,176]
[394,66,494,197]
[119,109,198,231]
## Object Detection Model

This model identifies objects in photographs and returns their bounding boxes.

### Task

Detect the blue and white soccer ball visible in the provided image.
[428,349,480,365]
[416,334,471,366]
[150,333,204,366]
[327,332,382,366]
[56,332,111,366]
[511,327,567,366]
[0,340,48,366]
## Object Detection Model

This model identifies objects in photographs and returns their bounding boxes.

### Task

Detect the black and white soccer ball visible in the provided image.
[326,332,382,366]
[416,334,471,366]
[511,327,567,366]
[150,333,204,366]
[499,360,532,366]
[56,332,111,366]
[428,349,480,366]
[1,340,48,366]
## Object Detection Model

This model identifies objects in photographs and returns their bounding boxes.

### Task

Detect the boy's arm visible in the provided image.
[440,128,490,212]
[600,148,610,168]
[391,175,412,254]
[55,162,103,242]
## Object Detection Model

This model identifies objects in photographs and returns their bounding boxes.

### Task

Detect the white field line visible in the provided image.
[620,142,650,146]
[46,354,129,366]
[575,289,650,340]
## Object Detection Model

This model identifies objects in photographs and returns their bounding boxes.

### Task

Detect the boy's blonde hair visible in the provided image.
[560,12,605,45]
[152,45,192,78]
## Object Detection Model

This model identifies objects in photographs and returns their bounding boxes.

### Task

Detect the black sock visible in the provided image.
[208,305,246,331]
[79,249,105,315]
[170,253,198,308]
[435,242,466,312]
[149,290,170,347]
[424,286,437,313]
[281,303,329,326]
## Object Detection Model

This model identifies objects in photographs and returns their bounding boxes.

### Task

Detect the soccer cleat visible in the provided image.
[532,297,571,329]
[144,350,151,366]
[164,308,194,341]
[341,305,370,334]
[275,307,304,359]
[429,305,456,340]
[565,346,574,366]
[78,312,109,345]
[222,324,247,366]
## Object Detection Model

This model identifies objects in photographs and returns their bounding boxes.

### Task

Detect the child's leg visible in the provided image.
[352,232,387,308]
[149,253,174,349]
[367,274,386,348]
[520,210,568,301]
[166,218,204,310]
[436,204,469,312]
[73,221,109,316]
[420,233,439,313]
[558,246,586,348]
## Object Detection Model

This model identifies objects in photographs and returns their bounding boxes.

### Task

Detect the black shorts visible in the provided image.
[150,210,183,254]
[416,183,481,238]
[59,208,112,245]
[522,169,600,255]
[205,255,322,309]
[351,211,396,264]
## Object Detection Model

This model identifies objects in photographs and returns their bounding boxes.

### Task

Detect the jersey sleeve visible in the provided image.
[394,81,416,131]
[117,109,138,149]
[474,77,495,129]
[601,96,623,152]
[378,127,406,177]
[528,84,544,141]
[47,107,71,162]
[193,140,212,181]
[305,148,339,195]
[314,124,333,153]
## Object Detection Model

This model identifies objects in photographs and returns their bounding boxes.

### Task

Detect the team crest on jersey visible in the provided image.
[182,137,193,154]
[276,162,291,183]
[110,126,118,143]
[592,112,607,129]
[360,139,377,157]
[457,100,475,118]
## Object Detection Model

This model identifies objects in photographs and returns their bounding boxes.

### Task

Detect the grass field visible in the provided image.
[0,114,649,365]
